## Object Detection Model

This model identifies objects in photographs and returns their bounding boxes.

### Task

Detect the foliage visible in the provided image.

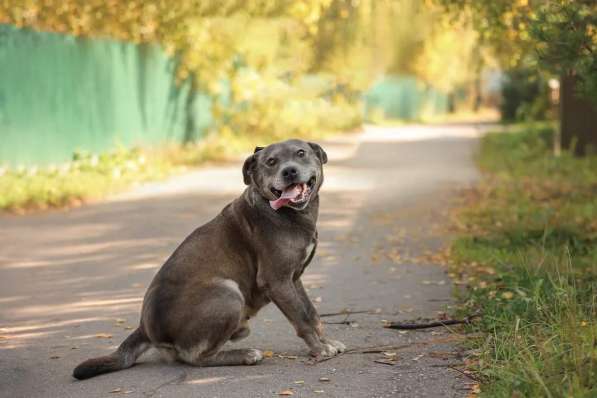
[217,72,362,142]
[450,125,597,396]
[0,0,487,109]
[0,1,336,88]
[500,68,550,121]
[531,0,597,100]
[413,15,481,93]
[436,0,597,102]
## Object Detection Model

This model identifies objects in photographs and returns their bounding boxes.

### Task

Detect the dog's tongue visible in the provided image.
[269,184,303,210]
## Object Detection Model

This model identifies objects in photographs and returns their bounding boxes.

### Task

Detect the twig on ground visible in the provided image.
[384,313,482,330]
[323,313,352,325]
[323,320,353,325]
[319,310,372,317]
[307,344,410,365]
[444,365,482,382]
[430,363,466,368]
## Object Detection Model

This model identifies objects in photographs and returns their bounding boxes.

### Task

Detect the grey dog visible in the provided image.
[73,139,345,380]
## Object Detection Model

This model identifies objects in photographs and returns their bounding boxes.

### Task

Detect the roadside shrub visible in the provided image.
[500,68,551,122]
[214,70,363,142]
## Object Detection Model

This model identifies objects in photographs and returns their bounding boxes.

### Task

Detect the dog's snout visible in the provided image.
[281,166,298,181]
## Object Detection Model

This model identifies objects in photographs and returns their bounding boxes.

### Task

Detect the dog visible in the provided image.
[73,139,345,380]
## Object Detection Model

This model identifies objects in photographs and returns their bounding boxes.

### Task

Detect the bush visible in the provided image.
[500,68,551,122]
[214,70,363,143]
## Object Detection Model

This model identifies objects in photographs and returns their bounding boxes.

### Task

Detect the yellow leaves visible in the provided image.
[263,350,274,358]
[0,0,338,90]
[501,291,514,300]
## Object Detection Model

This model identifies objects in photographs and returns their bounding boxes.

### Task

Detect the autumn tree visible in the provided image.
[437,0,597,154]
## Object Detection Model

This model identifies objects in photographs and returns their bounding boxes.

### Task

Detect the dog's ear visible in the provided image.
[309,142,328,164]
[242,153,257,185]
[243,146,264,185]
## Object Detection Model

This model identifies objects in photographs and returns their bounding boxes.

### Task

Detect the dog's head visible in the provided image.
[242,139,327,211]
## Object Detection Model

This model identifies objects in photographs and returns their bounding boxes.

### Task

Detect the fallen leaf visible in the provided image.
[501,291,514,300]
[278,390,293,396]
[109,388,122,393]
[383,352,397,358]
[294,380,304,385]
[319,377,330,382]
[115,318,126,324]
[263,350,274,358]
[95,333,113,339]
[314,390,325,394]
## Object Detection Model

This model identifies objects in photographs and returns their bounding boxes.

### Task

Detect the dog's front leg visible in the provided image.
[294,278,346,354]
[265,279,342,358]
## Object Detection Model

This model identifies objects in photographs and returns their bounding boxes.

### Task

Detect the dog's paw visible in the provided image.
[310,342,339,358]
[244,349,264,365]
[322,338,346,353]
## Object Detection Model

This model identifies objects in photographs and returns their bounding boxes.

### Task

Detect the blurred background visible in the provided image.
[1,3,596,397]
[0,0,595,211]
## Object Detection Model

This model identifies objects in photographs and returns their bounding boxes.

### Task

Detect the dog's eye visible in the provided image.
[297,149,305,158]
[266,158,277,166]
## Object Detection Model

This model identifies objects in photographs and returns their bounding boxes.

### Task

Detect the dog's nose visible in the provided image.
[281,166,298,181]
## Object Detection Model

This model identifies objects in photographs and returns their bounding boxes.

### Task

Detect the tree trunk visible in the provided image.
[560,73,597,156]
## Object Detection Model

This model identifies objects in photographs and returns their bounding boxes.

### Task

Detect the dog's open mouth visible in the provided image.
[269,177,315,210]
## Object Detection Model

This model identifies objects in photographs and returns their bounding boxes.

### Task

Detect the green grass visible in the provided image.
[0,144,196,212]
[450,124,597,397]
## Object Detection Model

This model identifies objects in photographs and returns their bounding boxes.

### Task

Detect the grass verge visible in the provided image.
[450,124,597,396]
[0,122,359,213]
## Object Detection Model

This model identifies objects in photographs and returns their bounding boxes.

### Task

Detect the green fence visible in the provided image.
[0,24,213,167]
[363,75,448,121]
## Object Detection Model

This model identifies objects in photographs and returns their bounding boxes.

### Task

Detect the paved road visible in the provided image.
[0,124,484,398]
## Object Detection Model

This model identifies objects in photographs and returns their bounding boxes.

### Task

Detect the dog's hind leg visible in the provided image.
[174,279,263,367]
[191,348,263,366]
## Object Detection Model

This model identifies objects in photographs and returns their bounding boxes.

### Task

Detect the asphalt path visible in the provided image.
[0,124,486,397]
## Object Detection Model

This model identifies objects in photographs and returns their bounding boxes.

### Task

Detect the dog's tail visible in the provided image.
[73,327,150,380]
